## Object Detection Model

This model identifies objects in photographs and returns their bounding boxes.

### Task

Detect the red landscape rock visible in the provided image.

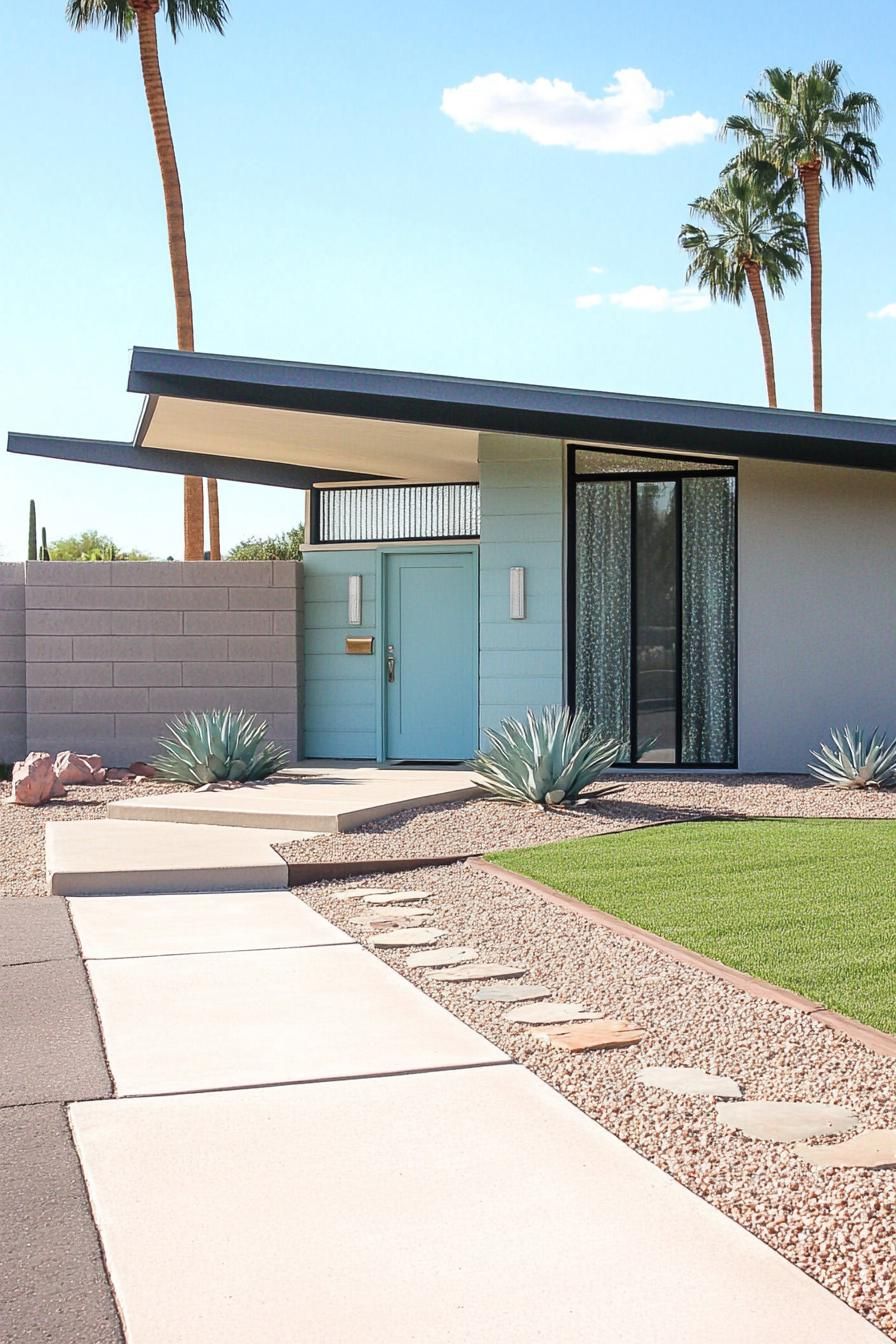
[10,753,67,806]
[127,761,156,779]
[105,768,135,783]
[54,751,105,785]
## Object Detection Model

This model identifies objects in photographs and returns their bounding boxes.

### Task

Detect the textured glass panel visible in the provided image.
[635,481,678,762]
[575,481,631,759]
[681,476,736,764]
[318,484,480,542]
[575,449,733,476]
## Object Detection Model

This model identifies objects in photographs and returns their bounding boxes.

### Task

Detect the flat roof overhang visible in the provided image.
[7,345,896,483]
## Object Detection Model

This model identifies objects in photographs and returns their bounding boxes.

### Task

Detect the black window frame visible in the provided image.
[567,443,738,771]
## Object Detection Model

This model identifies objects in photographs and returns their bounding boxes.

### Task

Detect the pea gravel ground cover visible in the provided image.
[298,863,896,1342]
[490,820,896,1035]
[275,773,896,867]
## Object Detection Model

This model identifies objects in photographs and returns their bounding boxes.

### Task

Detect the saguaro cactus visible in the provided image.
[40,527,50,562]
[27,500,37,561]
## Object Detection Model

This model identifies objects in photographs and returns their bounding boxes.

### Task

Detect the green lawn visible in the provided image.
[488,819,896,1034]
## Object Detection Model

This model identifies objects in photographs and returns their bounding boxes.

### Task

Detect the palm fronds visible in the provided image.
[65,0,229,41]
[722,61,881,188]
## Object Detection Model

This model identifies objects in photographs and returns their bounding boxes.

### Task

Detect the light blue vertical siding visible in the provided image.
[302,550,378,758]
[303,436,566,759]
[478,435,566,741]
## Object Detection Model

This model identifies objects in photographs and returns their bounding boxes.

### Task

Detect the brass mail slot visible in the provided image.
[345,636,374,655]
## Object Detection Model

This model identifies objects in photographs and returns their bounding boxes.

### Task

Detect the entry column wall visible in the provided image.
[477,434,566,742]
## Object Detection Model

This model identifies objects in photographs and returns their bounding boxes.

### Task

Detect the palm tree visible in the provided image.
[66,0,229,559]
[723,62,880,413]
[679,174,805,408]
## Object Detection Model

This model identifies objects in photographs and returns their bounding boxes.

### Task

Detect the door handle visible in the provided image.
[386,644,396,683]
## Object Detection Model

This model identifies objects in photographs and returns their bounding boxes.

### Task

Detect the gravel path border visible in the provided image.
[296,863,896,1342]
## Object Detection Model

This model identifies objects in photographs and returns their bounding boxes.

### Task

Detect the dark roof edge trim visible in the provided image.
[127,348,896,474]
[5,434,384,489]
[128,346,896,445]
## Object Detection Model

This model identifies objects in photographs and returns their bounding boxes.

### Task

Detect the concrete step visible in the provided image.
[46,821,299,897]
[106,768,479,833]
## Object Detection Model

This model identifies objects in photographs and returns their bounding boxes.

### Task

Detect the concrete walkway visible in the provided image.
[56,885,886,1343]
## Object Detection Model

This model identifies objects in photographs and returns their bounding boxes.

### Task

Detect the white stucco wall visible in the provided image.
[738,458,896,772]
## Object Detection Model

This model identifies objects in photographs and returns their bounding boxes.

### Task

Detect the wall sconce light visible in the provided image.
[509,566,526,620]
[348,574,362,625]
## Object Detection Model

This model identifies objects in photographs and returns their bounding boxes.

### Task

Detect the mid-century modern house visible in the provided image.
[7,346,896,773]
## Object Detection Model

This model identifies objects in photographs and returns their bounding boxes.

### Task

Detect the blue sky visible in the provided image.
[2,0,895,559]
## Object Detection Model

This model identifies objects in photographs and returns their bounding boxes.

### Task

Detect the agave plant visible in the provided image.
[471,706,621,808]
[151,708,289,785]
[808,725,896,790]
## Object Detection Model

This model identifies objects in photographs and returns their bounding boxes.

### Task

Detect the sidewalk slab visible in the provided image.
[0,1103,123,1344]
[69,890,354,959]
[107,764,479,833]
[1,959,111,1106]
[0,897,77,965]
[69,1066,886,1344]
[47,820,297,896]
[87,943,505,1096]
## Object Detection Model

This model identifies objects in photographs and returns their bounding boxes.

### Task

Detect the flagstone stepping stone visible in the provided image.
[350,906,432,922]
[330,886,395,902]
[637,1067,743,1099]
[531,1019,646,1052]
[792,1130,896,1169]
[406,948,478,969]
[503,1003,603,1026]
[714,1101,860,1142]
[427,963,527,982]
[364,890,431,905]
[473,985,553,1004]
[370,928,447,948]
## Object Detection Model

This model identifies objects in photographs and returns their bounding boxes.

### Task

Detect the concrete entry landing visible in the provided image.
[106,763,479,833]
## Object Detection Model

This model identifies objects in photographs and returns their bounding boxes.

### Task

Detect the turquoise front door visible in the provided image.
[383,550,477,761]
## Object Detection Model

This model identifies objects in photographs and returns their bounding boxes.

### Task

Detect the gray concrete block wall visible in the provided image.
[0,564,26,765]
[22,561,303,766]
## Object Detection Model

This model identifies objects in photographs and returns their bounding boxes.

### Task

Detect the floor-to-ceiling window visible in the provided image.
[571,447,736,767]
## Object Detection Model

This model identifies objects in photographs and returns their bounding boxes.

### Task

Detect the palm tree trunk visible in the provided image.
[207,478,221,560]
[134,1,206,560]
[799,159,823,412]
[743,260,777,408]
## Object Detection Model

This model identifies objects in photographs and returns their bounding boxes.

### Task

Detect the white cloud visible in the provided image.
[441,69,716,155]
[576,284,709,313]
[588,264,606,274]
[610,284,709,312]
[867,303,896,319]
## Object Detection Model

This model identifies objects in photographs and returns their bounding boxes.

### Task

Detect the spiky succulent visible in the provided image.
[151,708,289,785]
[471,706,621,807]
[808,725,896,789]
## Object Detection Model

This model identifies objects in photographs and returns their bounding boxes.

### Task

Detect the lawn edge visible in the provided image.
[286,853,481,885]
[468,857,896,1059]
